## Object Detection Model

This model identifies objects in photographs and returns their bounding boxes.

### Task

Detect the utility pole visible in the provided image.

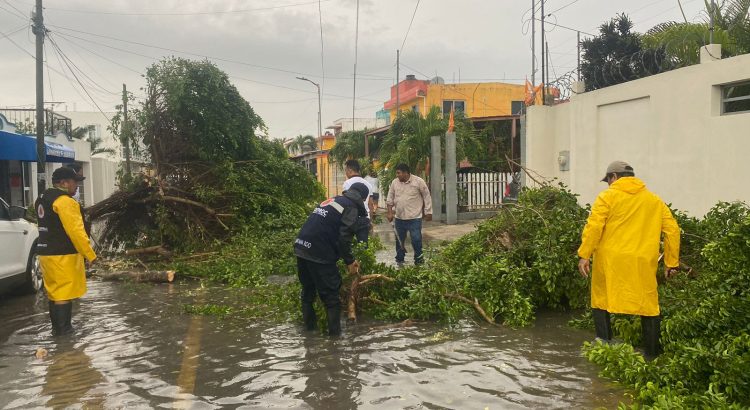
[546,41,550,103]
[531,0,535,88]
[296,77,322,150]
[540,0,545,105]
[709,0,715,43]
[122,84,132,176]
[32,0,46,192]
[395,49,400,118]
[577,31,581,81]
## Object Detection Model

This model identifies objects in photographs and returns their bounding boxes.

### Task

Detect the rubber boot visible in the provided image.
[592,308,613,341]
[301,302,317,331]
[326,306,341,337]
[60,302,74,335]
[48,300,63,336]
[49,301,74,336]
[641,315,662,359]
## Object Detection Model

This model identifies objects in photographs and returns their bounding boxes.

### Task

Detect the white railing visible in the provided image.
[457,172,513,210]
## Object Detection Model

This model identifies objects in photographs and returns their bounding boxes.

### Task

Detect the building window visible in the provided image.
[511,100,524,115]
[442,100,465,114]
[722,81,750,115]
[412,104,419,113]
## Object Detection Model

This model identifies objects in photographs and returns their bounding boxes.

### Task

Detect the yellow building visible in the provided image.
[384,75,535,120]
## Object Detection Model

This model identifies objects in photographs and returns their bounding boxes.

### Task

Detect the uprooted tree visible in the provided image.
[89,58,324,251]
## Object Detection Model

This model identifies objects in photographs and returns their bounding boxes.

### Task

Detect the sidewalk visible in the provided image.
[372,217,481,266]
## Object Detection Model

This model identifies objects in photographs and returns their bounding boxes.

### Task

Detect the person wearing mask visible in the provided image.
[386,163,432,265]
[578,161,680,358]
[36,167,97,336]
[294,182,370,336]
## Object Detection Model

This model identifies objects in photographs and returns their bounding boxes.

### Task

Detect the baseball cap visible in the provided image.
[347,182,369,201]
[601,160,634,182]
[52,166,85,182]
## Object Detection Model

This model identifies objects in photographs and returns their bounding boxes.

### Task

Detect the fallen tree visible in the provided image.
[87,58,323,252]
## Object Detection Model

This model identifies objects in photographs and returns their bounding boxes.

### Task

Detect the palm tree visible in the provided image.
[72,125,116,156]
[643,0,750,66]
[328,130,382,165]
[288,134,317,155]
[379,106,480,178]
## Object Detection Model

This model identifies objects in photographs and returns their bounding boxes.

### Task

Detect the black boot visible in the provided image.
[641,315,662,359]
[592,308,613,341]
[326,306,341,337]
[49,301,74,336]
[301,302,317,331]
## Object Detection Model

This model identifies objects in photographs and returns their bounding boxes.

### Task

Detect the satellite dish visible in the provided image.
[430,76,445,85]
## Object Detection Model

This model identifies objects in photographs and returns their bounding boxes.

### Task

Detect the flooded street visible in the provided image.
[0,279,625,409]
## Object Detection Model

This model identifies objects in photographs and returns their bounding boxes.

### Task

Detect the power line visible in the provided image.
[400,0,421,53]
[54,32,144,74]
[47,34,112,120]
[547,0,582,16]
[36,0,333,16]
[0,24,35,58]
[317,0,325,90]
[47,24,384,82]
[2,0,28,20]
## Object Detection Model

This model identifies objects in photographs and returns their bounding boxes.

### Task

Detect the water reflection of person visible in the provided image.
[298,336,362,410]
[42,342,105,408]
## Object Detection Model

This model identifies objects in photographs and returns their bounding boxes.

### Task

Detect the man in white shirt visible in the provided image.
[364,170,380,210]
[342,159,373,242]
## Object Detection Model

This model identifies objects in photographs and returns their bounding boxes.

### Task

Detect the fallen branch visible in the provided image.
[361,296,388,306]
[444,293,495,324]
[125,245,172,257]
[348,273,396,322]
[94,270,176,283]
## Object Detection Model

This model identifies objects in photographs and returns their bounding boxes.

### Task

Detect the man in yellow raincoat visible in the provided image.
[577,161,680,358]
[36,167,97,336]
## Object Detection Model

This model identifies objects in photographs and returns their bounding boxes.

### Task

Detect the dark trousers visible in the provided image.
[297,257,342,336]
[592,308,662,357]
[395,218,423,264]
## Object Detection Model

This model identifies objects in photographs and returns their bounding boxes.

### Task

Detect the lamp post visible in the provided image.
[296,77,322,150]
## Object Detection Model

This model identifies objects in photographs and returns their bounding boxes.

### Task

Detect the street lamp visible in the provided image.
[296,76,322,150]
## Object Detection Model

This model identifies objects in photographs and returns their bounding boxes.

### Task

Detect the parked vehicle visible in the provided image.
[0,198,41,295]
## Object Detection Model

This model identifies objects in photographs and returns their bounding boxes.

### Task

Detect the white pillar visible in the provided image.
[445,132,457,225]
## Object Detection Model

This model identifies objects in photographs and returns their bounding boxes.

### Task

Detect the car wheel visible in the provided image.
[21,244,43,294]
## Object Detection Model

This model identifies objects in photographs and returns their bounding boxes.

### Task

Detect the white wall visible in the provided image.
[525,52,750,217]
[61,111,121,161]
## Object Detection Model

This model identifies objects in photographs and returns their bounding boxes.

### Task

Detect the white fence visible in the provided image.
[457,172,513,211]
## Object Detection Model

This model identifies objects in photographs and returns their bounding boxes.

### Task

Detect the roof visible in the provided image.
[364,124,391,137]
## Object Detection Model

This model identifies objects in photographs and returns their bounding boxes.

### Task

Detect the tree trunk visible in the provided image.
[94,270,176,283]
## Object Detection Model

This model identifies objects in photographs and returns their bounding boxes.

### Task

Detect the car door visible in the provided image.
[0,199,26,278]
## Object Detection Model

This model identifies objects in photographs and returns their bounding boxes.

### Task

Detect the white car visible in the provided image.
[0,197,42,295]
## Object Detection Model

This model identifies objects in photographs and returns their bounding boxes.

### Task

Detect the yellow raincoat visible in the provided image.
[40,194,96,301]
[577,177,680,316]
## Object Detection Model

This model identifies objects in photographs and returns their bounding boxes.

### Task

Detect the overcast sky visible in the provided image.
[0,0,706,139]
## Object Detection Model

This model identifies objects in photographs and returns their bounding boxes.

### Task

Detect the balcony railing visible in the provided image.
[0,108,72,140]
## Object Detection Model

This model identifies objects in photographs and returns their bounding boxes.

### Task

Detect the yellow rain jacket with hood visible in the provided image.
[36,188,96,301]
[577,177,680,316]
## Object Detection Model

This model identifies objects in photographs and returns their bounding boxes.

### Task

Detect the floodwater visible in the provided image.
[0,280,625,409]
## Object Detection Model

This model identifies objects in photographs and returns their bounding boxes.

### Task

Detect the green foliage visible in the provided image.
[328,130,381,165]
[378,107,480,182]
[288,134,317,154]
[358,186,589,326]
[175,227,300,287]
[583,202,750,408]
[95,58,324,250]
[580,13,667,91]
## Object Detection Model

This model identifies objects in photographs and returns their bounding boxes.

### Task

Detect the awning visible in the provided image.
[0,130,75,163]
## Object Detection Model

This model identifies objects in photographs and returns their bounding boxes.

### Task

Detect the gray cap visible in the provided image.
[601,160,634,182]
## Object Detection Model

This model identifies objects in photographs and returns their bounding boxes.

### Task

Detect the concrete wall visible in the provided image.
[525,52,750,217]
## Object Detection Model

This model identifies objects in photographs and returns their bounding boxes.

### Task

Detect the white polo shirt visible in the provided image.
[343,176,373,218]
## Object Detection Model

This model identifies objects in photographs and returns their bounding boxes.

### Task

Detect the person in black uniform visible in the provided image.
[294,182,370,336]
